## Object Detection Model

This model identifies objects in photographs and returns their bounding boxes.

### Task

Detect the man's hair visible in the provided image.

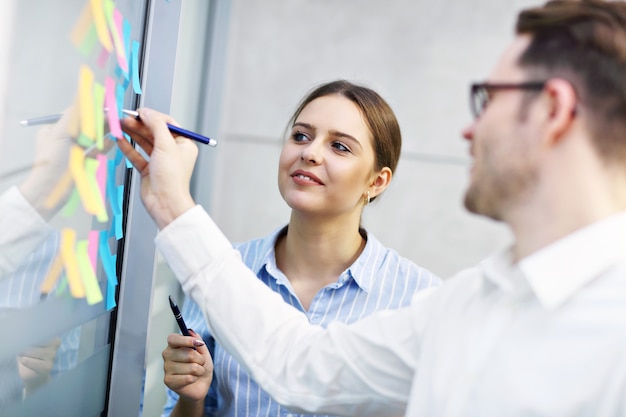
[517,0,626,162]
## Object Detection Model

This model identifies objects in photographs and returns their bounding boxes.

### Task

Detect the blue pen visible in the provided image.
[168,295,191,336]
[20,109,217,147]
[121,109,217,147]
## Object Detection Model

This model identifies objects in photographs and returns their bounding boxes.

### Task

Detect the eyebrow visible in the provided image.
[292,122,363,149]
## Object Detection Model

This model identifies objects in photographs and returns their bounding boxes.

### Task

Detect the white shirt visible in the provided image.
[156,205,626,417]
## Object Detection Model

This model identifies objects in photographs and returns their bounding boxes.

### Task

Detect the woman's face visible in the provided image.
[278,95,378,217]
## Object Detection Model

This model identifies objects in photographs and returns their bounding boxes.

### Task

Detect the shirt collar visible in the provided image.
[244,226,378,293]
[518,211,626,310]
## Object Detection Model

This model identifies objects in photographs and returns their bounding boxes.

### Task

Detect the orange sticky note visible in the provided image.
[60,229,85,298]
[76,240,104,305]
[79,65,96,142]
[40,251,64,295]
[90,0,113,52]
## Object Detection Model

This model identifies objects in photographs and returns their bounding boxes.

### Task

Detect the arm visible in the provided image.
[119,109,421,416]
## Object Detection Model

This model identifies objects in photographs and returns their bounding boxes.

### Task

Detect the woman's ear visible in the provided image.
[369,167,393,200]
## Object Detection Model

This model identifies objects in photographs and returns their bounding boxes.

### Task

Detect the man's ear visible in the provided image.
[542,78,578,146]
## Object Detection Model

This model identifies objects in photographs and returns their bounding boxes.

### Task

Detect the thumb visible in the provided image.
[136,108,174,146]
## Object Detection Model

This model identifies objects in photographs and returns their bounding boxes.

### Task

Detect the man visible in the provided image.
[119,0,626,415]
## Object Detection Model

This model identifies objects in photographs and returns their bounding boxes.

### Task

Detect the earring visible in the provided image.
[364,191,371,205]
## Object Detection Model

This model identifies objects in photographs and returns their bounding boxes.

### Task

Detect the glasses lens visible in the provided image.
[471,85,488,118]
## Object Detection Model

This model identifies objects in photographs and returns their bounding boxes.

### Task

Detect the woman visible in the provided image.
[157,80,441,416]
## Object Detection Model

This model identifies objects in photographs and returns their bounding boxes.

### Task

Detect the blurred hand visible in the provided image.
[17,337,61,394]
[163,329,212,404]
[18,107,114,220]
[118,108,197,229]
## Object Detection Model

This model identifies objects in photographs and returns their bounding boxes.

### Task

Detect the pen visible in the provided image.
[168,295,191,337]
[122,109,217,147]
[20,114,63,126]
[20,109,217,147]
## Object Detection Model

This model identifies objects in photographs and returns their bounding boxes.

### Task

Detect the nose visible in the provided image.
[300,141,322,164]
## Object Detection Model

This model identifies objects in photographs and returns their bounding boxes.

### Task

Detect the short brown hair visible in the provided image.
[516,0,626,162]
[287,80,402,202]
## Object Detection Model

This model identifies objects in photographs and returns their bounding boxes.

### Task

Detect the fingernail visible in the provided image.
[141,108,150,119]
[193,339,205,347]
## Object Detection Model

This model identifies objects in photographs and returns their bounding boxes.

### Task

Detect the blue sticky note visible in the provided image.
[131,40,143,95]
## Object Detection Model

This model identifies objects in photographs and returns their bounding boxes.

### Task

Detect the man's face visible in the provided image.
[462,35,544,222]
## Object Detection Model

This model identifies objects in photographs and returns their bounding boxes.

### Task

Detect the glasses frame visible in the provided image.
[470,81,546,119]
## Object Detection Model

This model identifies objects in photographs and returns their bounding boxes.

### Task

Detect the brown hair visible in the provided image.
[516,0,626,162]
[287,80,401,202]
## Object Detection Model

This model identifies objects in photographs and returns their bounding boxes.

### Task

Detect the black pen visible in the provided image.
[168,295,191,336]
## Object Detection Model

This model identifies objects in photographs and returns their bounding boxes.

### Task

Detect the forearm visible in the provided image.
[0,186,54,279]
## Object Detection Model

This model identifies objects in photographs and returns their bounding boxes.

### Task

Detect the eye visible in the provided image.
[291,131,310,143]
[332,141,351,153]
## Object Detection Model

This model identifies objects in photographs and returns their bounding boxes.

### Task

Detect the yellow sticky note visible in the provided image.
[70,2,93,49]
[40,251,63,295]
[70,145,99,215]
[61,229,85,298]
[79,65,96,141]
[94,82,105,149]
[85,157,109,222]
[90,0,113,51]
[76,240,104,305]
[44,169,73,210]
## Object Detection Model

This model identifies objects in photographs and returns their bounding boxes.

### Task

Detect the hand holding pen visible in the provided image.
[164,296,213,403]
[117,108,198,229]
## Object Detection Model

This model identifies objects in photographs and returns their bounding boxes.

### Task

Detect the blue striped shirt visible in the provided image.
[162,226,441,417]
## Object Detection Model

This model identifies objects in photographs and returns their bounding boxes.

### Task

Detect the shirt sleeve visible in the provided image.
[0,186,54,280]
[155,205,424,417]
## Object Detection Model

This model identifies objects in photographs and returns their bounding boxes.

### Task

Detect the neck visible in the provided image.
[276,211,365,284]
[506,157,626,262]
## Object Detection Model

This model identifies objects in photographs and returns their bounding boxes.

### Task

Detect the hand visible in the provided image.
[118,108,198,229]
[162,329,213,404]
[17,337,61,394]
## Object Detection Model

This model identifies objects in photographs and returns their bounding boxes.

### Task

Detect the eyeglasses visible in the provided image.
[470,81,546,119]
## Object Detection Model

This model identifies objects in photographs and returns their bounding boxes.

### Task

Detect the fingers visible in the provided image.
[116,135,148,172]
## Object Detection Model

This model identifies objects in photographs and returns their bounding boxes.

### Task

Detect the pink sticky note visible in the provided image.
[105,77,122,138]
[113,9,129,74]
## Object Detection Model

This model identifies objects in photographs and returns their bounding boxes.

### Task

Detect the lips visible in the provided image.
[291,169,323,185]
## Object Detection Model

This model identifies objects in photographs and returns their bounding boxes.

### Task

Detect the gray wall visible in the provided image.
[201,0,542,279]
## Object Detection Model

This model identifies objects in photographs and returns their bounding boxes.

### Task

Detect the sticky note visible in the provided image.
[97,47,110,68]
[61,228,85,298]
[131,40,142,95]
[44,169,73,210]
[94,82,105,149]
[88,230,99,271]
[79,65,96,141]
[105,77,122,138]
[61,188,81,218]
[85,157,109,222]
[113,8,129,75]
[70,2,92,49]
[79,25,99,57]
[70,145,99,215]
[90,0,113,51]
[40,251,63,295]
[76,240,104,305]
